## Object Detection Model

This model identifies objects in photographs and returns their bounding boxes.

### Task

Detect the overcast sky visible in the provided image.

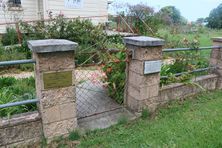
[109,0,222,21]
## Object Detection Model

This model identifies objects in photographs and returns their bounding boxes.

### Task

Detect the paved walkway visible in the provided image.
[76,80,137,130]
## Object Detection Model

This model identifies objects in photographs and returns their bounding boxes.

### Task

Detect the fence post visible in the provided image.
[210,37,222,89]
[28,39,78,139]
[124,36,164,113]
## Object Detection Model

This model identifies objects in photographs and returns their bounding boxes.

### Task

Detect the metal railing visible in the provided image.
[0,59,37,109]
[0,59,36,66]
[161,46,221,79]
[163,46,221,52]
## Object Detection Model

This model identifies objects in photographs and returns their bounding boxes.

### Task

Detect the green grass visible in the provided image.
[79,90,222,148]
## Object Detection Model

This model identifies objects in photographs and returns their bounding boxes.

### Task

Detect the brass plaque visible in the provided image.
[43,71,72,90]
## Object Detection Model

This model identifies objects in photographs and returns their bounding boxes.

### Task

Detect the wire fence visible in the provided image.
[75,49,127,119]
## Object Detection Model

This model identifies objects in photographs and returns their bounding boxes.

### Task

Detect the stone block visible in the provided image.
[43,118,77,138]
[128,84,159,101]
[23,121,42,140]
[28,39,78,53]
[128,60,144,74]
[127,45,162,61]
[217,78,222,89]
[41,86,75,109]
[35,51,75,72]
[0,128,6,146]
[60,103,76,120]
[128,70,160,87]
[5,125,24,144]
[126,95,158,113]
[41,105,61,124]
[124,36,165,47]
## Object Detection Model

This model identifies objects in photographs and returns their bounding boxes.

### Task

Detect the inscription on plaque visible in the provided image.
[144,60,162,75]
[43,71,72,90]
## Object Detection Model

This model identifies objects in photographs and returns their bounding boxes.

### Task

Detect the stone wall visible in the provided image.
[0,112,42,147]
[159,74,218,106]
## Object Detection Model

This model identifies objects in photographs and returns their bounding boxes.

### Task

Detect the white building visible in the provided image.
[0,0,111,33]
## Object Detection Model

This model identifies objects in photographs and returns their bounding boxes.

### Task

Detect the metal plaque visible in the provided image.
[43,71,72,90]
[144,60,162,75]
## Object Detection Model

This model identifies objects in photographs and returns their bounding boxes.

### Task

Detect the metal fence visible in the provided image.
[161,46,221,80]
[75,49,127,119]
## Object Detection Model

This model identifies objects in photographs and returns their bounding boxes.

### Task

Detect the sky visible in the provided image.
[109,0,222,21]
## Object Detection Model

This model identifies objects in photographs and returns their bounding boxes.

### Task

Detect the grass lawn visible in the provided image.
[78,90,222,148]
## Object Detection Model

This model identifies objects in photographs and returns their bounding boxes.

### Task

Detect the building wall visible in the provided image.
[0,0,39,33]
[45,0,108,24]
[0,0,108,33]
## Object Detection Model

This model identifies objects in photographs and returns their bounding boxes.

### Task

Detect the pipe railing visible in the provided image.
[0,59,36,67]
[163,46,222,52]
[0,99,39,109]
[161,46,220,79]
[161,67,215,79]
[0,59,37,109]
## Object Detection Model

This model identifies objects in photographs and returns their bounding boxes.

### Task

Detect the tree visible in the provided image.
[196,18,206,25]
[207,3,222,29]
[159,6,182,25]
[127,3,154,19]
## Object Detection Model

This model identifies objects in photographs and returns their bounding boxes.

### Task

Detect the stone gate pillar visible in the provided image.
[28,39,78,139]
[124,36,164,113]
[210,37,222,89]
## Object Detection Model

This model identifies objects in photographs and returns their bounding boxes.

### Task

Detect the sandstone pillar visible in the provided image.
[210,37,222,89]
[124,36,164,112]
[28,39,78,139]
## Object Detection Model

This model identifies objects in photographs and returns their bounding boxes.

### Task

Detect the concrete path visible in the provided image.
[76,80,137,130]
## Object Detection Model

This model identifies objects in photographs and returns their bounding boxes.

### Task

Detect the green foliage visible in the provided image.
[0,46,34,71]
[158,6,184,25]
[68,130,81,141]
[1,27,19,46]
[20,15,107,49]
[141,108,150,119]
[0,77,36,117]
[102,51,126,104]
[207,3,222,29]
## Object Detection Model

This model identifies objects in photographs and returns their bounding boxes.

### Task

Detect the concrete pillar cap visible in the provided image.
[28,39,78,53]
[212,37,222,42]
[123,36,165,47]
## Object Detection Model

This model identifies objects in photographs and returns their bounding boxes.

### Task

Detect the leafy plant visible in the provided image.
[141,108,150,119]
[68,130,81,141]
[1,27,19,46]
[102,50,126,104]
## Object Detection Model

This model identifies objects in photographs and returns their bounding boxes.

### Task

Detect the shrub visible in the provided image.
[20,15,107,49]
[1,27,19,46]
[102,51,126,104]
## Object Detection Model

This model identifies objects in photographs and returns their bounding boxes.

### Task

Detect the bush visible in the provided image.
[20,15,107,49]
[1,27,19,46]
[102,51,126,104]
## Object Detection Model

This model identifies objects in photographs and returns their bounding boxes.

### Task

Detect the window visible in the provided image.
[8,0,21,7]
